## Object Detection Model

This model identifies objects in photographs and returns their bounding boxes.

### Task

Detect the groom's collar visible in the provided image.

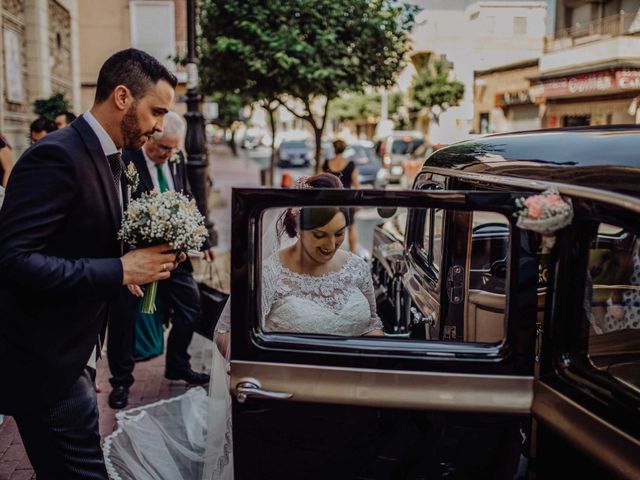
[82,111,119,157]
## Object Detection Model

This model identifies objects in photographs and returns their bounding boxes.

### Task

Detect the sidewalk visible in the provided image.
[0,144,261,479]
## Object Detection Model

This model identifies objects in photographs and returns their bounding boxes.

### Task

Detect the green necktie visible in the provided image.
[155,164,169,192]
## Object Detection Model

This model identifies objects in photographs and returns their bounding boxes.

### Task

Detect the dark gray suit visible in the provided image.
[0,115,123,478]
[107,149,211,389]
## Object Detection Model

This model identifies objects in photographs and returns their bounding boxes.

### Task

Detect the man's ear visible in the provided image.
[113,85,132,111]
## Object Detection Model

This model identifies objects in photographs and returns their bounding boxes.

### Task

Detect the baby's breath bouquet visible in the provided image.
[119,190,208,313]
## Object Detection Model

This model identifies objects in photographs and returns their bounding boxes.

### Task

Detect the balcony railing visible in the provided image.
[544,11,639,52]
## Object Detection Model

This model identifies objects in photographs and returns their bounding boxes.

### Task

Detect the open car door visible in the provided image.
[230,189,640,480]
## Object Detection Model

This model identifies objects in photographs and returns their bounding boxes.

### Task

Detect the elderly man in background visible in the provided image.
[107,111,214,410]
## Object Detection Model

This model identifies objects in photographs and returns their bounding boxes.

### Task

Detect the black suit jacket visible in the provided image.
[0,116,124,413]
[124,149,213,261]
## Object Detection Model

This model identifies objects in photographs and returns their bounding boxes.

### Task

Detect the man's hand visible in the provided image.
[127,284,144,297]
[120,244,179,286]
[203,247,216,263]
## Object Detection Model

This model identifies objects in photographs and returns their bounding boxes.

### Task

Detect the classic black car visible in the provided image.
[229,125,640,479]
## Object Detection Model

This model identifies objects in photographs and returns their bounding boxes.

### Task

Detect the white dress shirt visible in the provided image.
[83,111,123,208]
[142,147,175,191]
[83,111,122,368]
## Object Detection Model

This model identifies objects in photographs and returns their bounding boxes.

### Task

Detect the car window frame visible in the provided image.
[542,199,640,441]
[231,187,528,374]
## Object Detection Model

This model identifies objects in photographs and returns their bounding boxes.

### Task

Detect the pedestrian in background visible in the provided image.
[29,116,57,143]
[55,111,77,129]
[322,139,360,253]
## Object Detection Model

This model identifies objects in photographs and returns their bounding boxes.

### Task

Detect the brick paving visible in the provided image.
[0,144,260,479]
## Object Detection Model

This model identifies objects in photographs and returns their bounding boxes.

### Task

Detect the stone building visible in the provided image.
[0,0,80,156]
[407,0,547,144]
[78,0,188,114]
[473,59,541,134]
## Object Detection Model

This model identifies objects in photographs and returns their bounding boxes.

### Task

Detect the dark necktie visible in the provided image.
[106,152,123,192]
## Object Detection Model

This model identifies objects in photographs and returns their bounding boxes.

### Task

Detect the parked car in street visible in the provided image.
[240,127,265,149]
[344,141,382,186]
[379,130,425,184]
[276,140,313,167]
[229,125,640,480]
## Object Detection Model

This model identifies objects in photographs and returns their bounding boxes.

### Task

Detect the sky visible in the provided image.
[410,0,556,33]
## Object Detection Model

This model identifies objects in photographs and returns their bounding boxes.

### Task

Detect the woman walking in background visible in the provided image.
[322,139,360,253]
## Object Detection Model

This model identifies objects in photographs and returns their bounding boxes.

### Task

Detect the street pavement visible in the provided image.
[0,143,259,479]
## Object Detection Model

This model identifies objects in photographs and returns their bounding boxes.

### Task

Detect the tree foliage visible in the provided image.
[32,92,71,119]
[409,57,465,121]
[330,92,402,123]
[198,0,420,171]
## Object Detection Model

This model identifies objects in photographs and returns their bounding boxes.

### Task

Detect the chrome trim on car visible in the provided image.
[422,167,640,213]
[232,360,533,414]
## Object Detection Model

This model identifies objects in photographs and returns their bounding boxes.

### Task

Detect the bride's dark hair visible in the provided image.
[279,173,351,238]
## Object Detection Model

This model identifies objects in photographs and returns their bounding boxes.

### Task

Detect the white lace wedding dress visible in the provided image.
[259,251,383,336]
[103,250,382,480]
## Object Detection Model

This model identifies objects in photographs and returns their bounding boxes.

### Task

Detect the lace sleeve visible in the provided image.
[356,257,383,334]
[215,254,280,334]
[260,254,280,327]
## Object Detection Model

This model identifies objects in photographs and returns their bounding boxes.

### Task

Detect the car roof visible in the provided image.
[423,125,640,197]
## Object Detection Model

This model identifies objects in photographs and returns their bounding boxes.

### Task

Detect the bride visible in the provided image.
[103,173,383,479]
[216,172,383,356]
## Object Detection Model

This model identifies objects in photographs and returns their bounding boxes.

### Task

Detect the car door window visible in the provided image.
[258,205,512,345]
[586,223,640,393]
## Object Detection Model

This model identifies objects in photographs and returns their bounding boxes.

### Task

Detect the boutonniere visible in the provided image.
[125,163,140,192]
[169,152,182,165]
[169,152,181,177]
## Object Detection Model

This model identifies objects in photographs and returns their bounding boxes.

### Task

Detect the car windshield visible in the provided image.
[392,139,423,155]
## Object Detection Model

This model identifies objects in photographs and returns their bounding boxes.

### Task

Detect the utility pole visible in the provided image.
[184,0,217,245]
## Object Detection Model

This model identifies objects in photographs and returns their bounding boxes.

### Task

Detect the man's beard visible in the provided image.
[121,103,149,150]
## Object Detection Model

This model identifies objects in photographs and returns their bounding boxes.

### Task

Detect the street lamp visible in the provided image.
[184,0,217,246]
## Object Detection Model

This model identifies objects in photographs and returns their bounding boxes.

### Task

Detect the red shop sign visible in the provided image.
[535,69,640,97]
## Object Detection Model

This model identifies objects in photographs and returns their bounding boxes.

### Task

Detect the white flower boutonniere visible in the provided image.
[125,163,140,192]
[169,151,182,178]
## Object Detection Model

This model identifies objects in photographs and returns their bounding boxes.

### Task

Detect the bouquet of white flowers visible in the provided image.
[119,190,208,313]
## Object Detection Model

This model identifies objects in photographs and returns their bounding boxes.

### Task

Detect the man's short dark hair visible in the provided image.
[56,111,76,123]
[30,116,58,134]
[94,48,178,104]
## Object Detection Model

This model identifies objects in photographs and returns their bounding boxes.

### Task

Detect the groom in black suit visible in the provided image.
[0,49,180,479]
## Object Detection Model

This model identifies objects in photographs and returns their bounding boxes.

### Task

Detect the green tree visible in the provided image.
[409,57,465,124]
[330,92,403,124]
[32,92,71,119]
[209,92,249,156]
[198,0,419,174]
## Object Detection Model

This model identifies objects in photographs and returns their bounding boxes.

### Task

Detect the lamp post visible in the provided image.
[184,0,217,246]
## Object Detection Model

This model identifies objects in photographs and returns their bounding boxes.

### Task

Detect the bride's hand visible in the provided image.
[127,284,144,297]
[214,331,230,359]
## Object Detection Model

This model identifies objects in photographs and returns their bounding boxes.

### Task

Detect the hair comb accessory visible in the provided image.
[293,176,312,190]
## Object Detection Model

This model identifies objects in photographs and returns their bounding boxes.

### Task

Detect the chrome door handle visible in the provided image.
[235,381,293,403]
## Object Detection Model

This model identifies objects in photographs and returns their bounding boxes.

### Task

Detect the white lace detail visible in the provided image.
[262,252,383,336]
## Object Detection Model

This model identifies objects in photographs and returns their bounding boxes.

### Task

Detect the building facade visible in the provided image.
[531,0,640,127]
[0,0,80,156]
[473,59,541,134]
[78,0,188,114]
[408,0,547,144]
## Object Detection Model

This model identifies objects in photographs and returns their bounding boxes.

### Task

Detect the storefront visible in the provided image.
[474,60,541,134]
[530,65,640,127]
